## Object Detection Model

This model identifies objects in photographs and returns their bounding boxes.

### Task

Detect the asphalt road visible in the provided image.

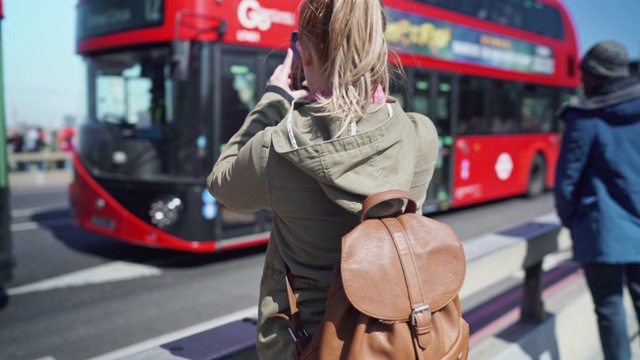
[1,185,556,360]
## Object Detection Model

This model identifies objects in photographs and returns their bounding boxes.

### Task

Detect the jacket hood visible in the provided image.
[270,100,429,213]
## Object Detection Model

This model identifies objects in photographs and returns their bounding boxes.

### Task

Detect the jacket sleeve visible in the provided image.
[553,112,595,226]
[207,87,293,211]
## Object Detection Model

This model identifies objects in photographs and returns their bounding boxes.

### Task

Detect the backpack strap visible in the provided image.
[361,189,417,221]
[284,265,311,356]
[381,216,433,354]
[266,260,310,357]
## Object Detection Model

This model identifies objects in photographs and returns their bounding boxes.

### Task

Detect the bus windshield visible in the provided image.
[95,56,173,129]
[91,49,173,128]
[81,46,212,182]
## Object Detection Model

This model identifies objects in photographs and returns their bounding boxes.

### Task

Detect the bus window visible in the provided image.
[96,75,127,124]
[411,72,430,117]
[419,0,488,19]
[95,58,173,131]
[218,54,259,230]
[422,0,564,40]
[126,76,153,126]
[220,55,258,145]
[429,75,454,205]
[458,76,489,135]
[490,0,524,28]
[523,1,565,39]
[521,85,555,133]
[436,77,453,136]
[488,80,521,134]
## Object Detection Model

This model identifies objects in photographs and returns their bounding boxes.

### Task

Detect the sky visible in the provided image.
[1,0,639,130]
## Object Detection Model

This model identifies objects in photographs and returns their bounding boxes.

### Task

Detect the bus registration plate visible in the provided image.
[90,215,115,230]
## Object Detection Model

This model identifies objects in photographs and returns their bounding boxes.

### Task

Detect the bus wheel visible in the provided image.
[526,154,546,197]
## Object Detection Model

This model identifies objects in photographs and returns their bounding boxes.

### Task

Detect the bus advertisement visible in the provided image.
[70,0,580,252]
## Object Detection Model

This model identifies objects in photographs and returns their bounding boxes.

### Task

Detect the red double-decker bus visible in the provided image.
[70,0,580,252]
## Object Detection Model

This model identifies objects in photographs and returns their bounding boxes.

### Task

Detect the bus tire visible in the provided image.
[526,154,546,197]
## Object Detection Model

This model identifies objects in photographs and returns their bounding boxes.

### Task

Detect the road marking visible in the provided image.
[6,261,162,296]
[88,306,258,360]
[12,206,67,218]
[11,218,73,232]
[33,357,56,360]
[11,186,68,195]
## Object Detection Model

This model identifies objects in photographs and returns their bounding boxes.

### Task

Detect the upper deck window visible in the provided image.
[417,0,565,40]
[77,0,164,40]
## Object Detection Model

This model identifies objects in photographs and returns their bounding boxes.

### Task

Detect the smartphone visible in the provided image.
[290,31,306,91]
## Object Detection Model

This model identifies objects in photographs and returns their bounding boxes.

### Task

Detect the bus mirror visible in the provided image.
[171,40,191,81]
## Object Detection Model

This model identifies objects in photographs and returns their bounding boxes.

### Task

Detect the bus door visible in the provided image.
[410,70,456,212]
[214,49,284,240]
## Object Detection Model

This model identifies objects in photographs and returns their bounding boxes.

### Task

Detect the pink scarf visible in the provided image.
[307,84,386,104]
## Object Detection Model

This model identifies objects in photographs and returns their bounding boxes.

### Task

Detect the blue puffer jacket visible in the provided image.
[555,78,640,263]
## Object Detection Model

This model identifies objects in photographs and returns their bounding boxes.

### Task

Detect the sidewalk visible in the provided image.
[7,169,72,189]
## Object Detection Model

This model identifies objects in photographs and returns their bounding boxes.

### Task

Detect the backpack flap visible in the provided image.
[340,213,466,322]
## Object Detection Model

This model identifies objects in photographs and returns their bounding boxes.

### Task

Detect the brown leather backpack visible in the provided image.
[284,190,469,359]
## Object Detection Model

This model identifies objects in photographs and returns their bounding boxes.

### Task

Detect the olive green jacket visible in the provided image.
[207,88,438,359]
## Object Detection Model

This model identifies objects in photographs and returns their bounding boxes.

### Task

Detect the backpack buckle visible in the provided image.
[411,304,433,349]
[411,304,432,326]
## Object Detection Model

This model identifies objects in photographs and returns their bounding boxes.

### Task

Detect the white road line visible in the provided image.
[7,261,162,296]
[12,206,67,218]
[33,357,56,360]
[88,306,258,360]
[11,187,68,195]
[11,218,73,232]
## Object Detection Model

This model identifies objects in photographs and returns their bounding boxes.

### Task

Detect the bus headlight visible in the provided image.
[149,195,183,228]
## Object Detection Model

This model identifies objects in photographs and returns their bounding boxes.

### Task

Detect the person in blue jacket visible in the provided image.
[555,40,640,360]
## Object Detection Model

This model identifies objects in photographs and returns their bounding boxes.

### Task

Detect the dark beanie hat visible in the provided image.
[580,40,630,78]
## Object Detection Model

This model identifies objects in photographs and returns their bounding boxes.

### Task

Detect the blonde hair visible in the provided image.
[299,0,391,137]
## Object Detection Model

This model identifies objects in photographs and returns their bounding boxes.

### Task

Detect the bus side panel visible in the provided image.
[451,134,559,207]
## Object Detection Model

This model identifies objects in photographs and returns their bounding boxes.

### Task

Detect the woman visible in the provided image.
[207,0,438,358]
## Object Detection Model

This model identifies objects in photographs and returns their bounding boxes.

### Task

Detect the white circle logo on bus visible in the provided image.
[460,159,470,180]
[495,153,514,181]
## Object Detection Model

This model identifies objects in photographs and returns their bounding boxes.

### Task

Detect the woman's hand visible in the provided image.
[267,49,309,100]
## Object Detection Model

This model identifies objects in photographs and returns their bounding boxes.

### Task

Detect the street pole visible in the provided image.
[0,5,14,288]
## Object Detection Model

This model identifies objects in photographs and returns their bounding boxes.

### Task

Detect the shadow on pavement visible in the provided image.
[30,210,268,269]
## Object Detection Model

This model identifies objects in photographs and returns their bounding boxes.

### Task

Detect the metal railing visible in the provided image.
[6,152,73,189]
[7,151,71,171]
